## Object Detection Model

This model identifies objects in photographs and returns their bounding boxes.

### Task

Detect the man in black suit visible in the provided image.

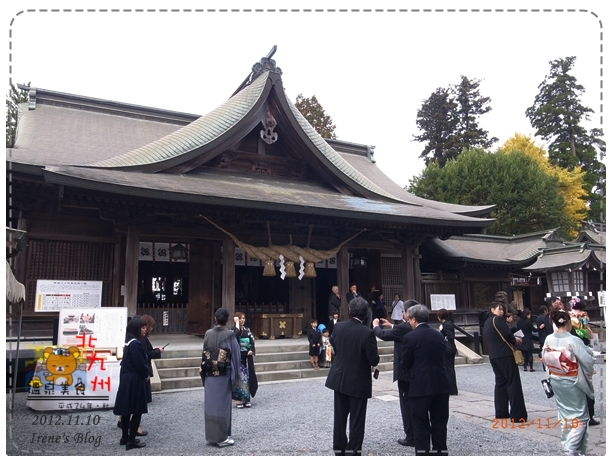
[325,297,379,456]
[483,301,528,422]
[346,283,360,304]
[401,304,450,456]
[535,304,554,370]
[372,299,419,447]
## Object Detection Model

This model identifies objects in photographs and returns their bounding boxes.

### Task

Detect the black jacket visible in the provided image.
[483,313,519,360]
[325,319,379,399]
[373,321,412,382]
[401,323,450,397]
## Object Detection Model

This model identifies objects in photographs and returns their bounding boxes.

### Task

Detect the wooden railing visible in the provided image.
[136,303,188,334]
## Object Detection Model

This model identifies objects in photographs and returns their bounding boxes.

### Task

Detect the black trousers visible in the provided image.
[333,391,368,456]
[397,380,414,442]
[409,393,449,456]
[587,395,595,419]
[490,356,528,421]
[444,353,458,395]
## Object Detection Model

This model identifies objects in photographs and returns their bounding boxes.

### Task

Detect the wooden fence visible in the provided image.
[136,303,188,334]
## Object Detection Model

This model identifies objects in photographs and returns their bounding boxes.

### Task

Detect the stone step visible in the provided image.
[153,340,467,391]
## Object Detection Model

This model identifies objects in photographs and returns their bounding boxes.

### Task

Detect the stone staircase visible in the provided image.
[152,340,471,392]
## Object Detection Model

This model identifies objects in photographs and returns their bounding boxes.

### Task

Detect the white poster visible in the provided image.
[58,307,128,349]
[430,294,457,311]
[35,280,103,312]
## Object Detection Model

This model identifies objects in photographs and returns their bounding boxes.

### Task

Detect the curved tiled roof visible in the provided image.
[87,72,270,170]
[523,248,605,272]
[284,93,404,203]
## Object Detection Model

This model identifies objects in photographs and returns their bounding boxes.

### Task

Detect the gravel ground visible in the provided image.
[6,361,606,457]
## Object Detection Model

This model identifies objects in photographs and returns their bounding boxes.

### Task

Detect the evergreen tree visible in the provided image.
[453,76,498,154]
[408,148,571,237]
[6,82,29,148]
[413,76,496,167]
[413,87,459,166]
[294,94,337,139]
[525,57,605,221]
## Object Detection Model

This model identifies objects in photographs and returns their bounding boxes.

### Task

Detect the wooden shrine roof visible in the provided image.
[8,54,496,232]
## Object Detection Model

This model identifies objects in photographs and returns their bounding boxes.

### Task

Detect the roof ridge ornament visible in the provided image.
[260,111,278,144]
[230,46,282,98]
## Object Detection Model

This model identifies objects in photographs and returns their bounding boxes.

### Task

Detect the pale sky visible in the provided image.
[6,0,607,187]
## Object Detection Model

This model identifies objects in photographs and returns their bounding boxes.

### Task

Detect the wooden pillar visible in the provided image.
[413,244,423,303]
[222,235,235,319]
[337,245,350,320]
[124,225,140,317]
[111,233,124,307]
[401,243,415,302]
[402,243,423,304]
[187,240,214,334]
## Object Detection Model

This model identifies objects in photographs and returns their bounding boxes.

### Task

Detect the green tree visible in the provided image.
[453,76,498,154]
[413,87,459,166]
[408,148,571,237]
[525,57,606,221]
[6,82,29,148]
[413,76,496,167]
[294,94,337,139]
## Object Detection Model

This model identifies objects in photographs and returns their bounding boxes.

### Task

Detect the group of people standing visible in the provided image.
[113,288,598,456]
[483,296,599,456]
[325,293,458,456]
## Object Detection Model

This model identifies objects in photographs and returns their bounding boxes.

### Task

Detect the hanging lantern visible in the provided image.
[304,261,317,278]
[263,259,276,277]
[284,260,297,278]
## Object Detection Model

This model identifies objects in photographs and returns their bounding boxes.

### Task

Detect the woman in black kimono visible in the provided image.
[113,318,149,450]
[232,311,258,408]
[437,308,458,395]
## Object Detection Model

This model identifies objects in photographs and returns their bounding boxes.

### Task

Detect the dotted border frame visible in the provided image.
[6,7,605,455]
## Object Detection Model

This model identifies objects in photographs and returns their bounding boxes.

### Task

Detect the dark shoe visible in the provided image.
[136,430,148,437]
[529,369,535,372]
[126,441,146,450]
[523,368,528,372]
[120,438,140,446]
[589,418,600,426]
[398,438,415,447]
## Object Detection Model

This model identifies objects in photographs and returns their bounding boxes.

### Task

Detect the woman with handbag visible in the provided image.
[437,308,458,395]
[482,302,528,422]
[202,308,241,447]
[542,307,595,456]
